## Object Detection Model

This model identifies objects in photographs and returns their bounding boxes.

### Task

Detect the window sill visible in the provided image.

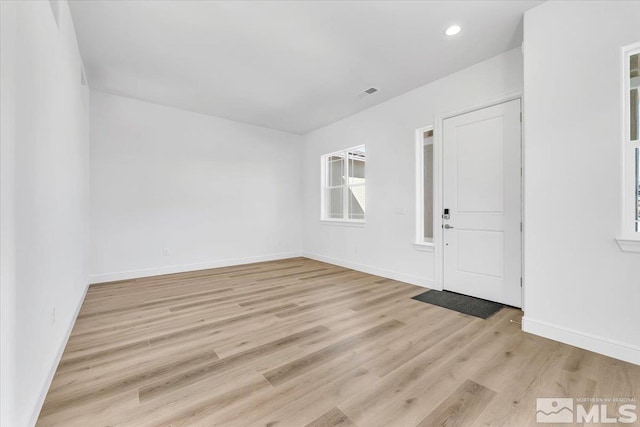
[320,219,366,228]
[616,238,640,254]
[413,242,435,252]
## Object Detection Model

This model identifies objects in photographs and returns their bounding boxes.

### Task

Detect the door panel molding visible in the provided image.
[432,92,524,294]
[433,92,523,307]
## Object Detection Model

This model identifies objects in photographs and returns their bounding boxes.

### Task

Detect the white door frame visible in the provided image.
[432,92,524,309]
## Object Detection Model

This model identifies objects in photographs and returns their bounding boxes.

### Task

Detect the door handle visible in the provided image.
[443,224,454,229]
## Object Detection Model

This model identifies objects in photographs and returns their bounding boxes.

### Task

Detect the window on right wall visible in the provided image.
[625,48,640,235]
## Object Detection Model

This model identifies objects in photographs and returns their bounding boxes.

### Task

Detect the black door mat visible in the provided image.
[411,290,504,319]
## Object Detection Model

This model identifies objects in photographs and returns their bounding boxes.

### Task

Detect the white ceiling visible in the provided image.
[69,0,542,134]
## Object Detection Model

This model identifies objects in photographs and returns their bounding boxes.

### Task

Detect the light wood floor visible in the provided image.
[37,258,640,426]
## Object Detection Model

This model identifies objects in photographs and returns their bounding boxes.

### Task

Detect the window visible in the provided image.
[416,126,435,246]
[423,130,434,241]
[321,145,365,222]
[624,47,640,236]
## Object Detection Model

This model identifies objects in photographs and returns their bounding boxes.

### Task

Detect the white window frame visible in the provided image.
[414,126,435,251]
[320,145,366,224]
[618,43,640,253]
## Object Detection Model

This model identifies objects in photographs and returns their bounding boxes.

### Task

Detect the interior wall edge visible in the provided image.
[522,316,640,366]
[27,281,90,427]
[88,251,304,284]
[302,251,436,289]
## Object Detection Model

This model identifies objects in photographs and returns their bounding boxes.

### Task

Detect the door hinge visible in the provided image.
[520,222,523,232]
[520,277,523,287]
[520,112,523,122]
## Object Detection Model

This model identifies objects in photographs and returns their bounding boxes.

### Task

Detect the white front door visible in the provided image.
[442,99,522,307]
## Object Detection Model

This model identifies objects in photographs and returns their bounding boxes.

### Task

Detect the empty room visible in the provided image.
[2,0,640,426]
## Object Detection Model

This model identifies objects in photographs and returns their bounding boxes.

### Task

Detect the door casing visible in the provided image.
[431,93,524,309]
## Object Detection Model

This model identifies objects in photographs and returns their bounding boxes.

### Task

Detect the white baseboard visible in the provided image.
[89,252,303,284]
[522,316,640,366]
[28,281,89,427]
[303,252,433,288]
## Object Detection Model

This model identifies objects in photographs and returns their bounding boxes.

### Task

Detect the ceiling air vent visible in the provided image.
[364,87,378,95]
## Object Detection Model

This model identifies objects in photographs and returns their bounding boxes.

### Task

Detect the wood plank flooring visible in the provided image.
[37,258,640,426]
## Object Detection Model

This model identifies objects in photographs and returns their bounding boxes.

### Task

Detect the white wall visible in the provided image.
[0,1,90,426]
[0,3,18,425]
[301,49,524,287]
[89,92,303,282]
[522,1,640,364]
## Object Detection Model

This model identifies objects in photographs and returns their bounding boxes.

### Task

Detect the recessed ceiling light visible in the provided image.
[445,25,461,36]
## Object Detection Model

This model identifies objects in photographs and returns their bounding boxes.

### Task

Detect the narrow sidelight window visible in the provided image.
[416,126,435,245]
[627,50,640,233]
[423,130,434,241]
[631,53,639,142]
